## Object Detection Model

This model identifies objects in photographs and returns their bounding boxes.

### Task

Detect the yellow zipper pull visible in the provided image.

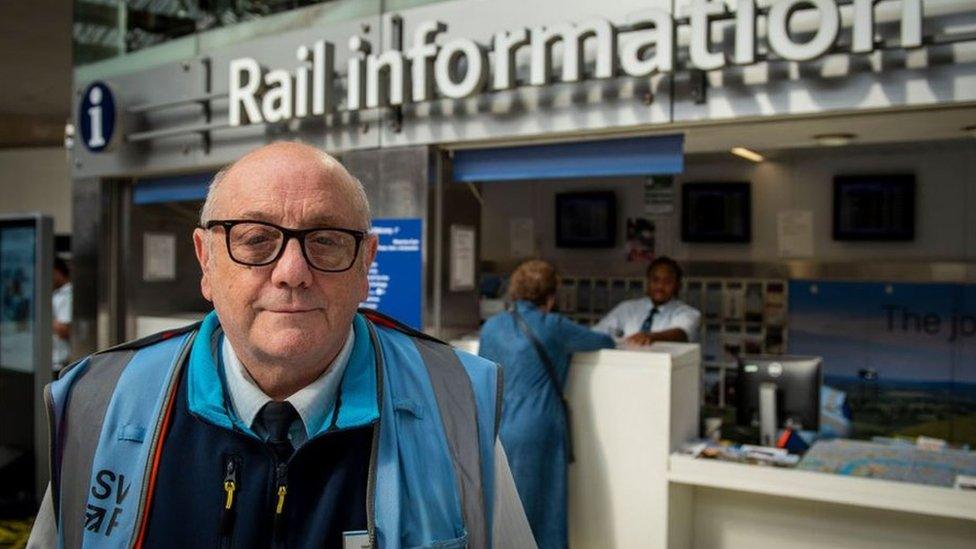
[223,480,236,510]
[272,461,289,540]
[275,485,287,514]
[220,456,241,537]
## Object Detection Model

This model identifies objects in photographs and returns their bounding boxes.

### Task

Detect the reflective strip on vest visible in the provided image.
[82,333,191,547]
[413,337,489,549]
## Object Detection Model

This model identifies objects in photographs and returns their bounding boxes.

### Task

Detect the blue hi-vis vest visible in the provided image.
[45,310,502,549]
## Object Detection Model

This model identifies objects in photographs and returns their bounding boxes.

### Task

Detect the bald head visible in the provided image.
[191,141,379,398]
[200,141,371,229]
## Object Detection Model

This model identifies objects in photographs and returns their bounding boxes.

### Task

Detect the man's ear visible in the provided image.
[193,228,214,302]
[358,233,378,300]
[363,233,378,270]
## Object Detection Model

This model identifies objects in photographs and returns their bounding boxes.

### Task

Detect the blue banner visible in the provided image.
[361,218,423,330]
[452,134,684,182]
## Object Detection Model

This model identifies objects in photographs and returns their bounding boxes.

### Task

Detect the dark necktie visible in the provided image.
[640,307,659,333]
[256,401,300,461]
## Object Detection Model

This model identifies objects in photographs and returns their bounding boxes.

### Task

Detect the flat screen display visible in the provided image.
[556,191,617,248]
[0,220,37,372]
[833,175,915,241]
[681,182,751,243]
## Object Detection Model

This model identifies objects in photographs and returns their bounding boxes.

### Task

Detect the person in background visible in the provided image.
[594,256,701,345]
[479,259,614,549]
[51,256,72,371]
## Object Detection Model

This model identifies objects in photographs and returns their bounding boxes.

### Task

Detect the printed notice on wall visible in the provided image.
[644,175,675,215]
[450,225,476,292]
[777,210,814,258]
[510,218,534,258]
[143,232,177,281]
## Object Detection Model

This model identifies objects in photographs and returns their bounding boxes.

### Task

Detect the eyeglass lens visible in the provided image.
[227,222,359,271]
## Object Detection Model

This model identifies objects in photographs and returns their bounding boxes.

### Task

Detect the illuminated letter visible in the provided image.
[686,0,727,71]
[262,69,293,123]
[619,8,673,76]
[312,40,334,115]
[229,57,262,126]
[347,36,370,111]
[434,38,488,99]
[405,21,446,102]
[529,18,616,85]
[492,28,529,90]
[295,46,311,118]
[733,0,756,65]
[768,0,840,62]
[852,0,923,53]
[366,50,407,108]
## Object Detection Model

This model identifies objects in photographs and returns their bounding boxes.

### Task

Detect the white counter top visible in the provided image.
[669,454,976,522]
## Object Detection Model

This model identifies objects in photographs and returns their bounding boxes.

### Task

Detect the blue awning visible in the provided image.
[451,134,684,182]
[133,172,215,205]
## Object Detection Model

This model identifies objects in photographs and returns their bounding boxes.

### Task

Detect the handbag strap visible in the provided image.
[510,306,576,462]
[510,307,562,396]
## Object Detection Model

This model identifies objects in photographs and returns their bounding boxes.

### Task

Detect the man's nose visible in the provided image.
[270,237,313,288]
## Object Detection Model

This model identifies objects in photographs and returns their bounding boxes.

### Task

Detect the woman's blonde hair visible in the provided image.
[507,259,558,306]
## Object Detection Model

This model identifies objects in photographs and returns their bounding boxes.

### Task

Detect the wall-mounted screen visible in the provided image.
[556,191,617,248]
[833,175,915,241]
[0,220,37,373]
[681,182,752,243]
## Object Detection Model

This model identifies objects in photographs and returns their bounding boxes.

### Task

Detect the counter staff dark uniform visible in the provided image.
[28,142,535,548]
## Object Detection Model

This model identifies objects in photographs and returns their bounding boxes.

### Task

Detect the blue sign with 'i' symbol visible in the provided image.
[79,82,117,153]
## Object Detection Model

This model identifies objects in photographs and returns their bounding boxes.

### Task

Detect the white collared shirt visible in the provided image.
[594,296,702,342]
[52,282,72,367]
[221,325,355,444]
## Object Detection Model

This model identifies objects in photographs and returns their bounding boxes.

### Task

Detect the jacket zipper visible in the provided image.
[272,461,289,542]
[365,422,379,548]
[219,455,240,548]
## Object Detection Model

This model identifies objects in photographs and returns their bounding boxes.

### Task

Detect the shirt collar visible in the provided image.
[187,311,379,438]
[646,296,678,312]
[221,325,355,437]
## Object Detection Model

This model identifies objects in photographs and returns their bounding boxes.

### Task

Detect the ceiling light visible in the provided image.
[731,147,765,162]
[814,133,856,146]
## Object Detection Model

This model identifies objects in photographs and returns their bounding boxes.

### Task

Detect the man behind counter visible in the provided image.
[594,256,701,345]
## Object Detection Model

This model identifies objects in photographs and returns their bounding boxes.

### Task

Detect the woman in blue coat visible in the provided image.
[479,260,615,549]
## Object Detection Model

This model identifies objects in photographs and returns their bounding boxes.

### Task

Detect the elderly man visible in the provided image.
[29,142,533,548]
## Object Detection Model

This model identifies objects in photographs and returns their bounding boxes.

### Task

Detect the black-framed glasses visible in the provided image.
[204,220,368,273]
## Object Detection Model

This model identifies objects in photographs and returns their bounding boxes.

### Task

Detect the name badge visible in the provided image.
[343,530,370,549]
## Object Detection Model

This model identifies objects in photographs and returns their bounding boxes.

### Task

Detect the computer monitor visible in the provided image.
[736,355,822,445]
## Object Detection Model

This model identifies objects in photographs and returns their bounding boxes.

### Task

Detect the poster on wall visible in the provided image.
[625,217,655,262]
[143,232,177,281]
[777,210,814,258]
[644,176,675,215]
[450,225,476,292]
[789,280,976,446]
[361,218,423,330]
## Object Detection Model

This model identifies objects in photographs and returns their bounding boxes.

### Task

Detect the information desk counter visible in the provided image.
[667,454,976,548]
[454,339,976,548]
[564,344,701,549]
